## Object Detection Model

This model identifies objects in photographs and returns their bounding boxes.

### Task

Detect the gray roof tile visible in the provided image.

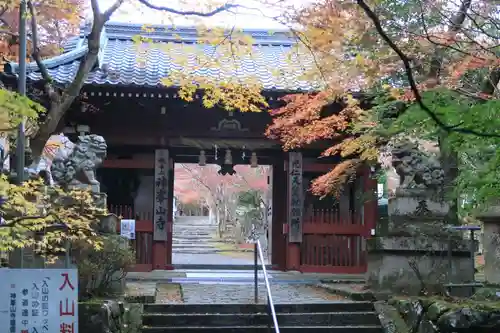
[9,22,319,92]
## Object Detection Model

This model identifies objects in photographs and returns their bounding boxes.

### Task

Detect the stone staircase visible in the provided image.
[173,216,220,254]
[141,302,383,332]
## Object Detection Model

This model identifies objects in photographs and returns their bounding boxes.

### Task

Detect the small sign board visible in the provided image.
[0,269,78,333]
[120,219,136,240]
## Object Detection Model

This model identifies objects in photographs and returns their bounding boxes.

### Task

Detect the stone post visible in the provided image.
[477,207,500,285]
[366,189,473,294]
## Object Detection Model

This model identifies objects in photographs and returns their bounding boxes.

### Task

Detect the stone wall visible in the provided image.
[375,295,500,333]
[367,236,473,294]
[477,208,500,285]
[367,189,474,294]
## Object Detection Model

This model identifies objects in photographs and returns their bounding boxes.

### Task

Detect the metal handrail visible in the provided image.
[254,239,280,333]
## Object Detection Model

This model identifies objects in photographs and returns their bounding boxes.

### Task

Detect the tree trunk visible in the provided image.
[438,132,459,225]
[216,206,223,238]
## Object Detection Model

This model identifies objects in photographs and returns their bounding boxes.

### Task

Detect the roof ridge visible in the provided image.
[78,21,296,45]
[4,46,88,75]
[3,22,317,92]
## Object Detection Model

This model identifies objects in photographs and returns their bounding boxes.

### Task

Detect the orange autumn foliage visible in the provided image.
[266,92,372,197]
[174,164,269,204]
[268,0,499,197]
[0,0,83,67]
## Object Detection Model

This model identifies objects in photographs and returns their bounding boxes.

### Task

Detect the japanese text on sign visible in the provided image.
[0,269,78,333]
[288,152,303,243]
[154,149,169,241]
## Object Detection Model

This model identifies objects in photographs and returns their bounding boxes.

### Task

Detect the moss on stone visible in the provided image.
[122,303,143,333]
[471,287,500,302]
[389,295,500,332]
[79,300,143,333]
[374,301,411,333]
[426,301,451,321]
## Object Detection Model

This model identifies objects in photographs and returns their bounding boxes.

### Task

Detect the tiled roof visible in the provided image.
[5,22,319,92]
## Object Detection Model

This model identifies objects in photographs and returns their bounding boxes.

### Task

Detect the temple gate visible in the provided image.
[1,22,377,273]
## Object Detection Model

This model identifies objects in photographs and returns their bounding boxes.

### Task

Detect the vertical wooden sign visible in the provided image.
[154,149,169,241]
[288,152,303,243]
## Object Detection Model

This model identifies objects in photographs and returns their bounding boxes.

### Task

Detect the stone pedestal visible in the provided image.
[367,189,474,294]
[68,181,100,193]
[477,207,500,285]
[366,236,473,294]
[98,213,119,234]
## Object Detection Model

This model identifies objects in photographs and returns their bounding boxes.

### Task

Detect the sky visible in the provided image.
[97,0,312,29]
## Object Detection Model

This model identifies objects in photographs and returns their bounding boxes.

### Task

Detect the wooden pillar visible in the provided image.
[165,159,174,269]
[152,149,169,270]
[271,160,287,270]
[266,167,273,263]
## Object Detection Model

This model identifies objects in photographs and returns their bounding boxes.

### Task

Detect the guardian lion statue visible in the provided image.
[51,135,107,190]
[390,140,444,190]
[26,133,107,190]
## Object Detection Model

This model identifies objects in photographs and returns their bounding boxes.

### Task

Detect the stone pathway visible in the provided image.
[173,252,255,265]
[125,281,157,303]
[128,269,358,304]
[155,283,183,304]
[172,216,262,265]
[126,269,365,283]
[180,283,348,304]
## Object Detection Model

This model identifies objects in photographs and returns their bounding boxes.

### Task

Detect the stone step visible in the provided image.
[173,226,215,229]
[173,230,216,235]
[172,242,239,247]
[142,312,380,327]
[142,326,383,333]
[172,239,226,244]
[173,228,217,231]
[143,302,375,314]
[171,250,249,254]
[173,227,216,231]
[172,236,215,241]
[169,264,275,270]
[171,245,217,249]
[171,243,216,247]
[173,222,215,226]
[173,226,217,230]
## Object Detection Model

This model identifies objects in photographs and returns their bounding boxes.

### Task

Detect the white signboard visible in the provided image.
[0,135,10,171]
[120,219,136,240]
[0,269,78,333]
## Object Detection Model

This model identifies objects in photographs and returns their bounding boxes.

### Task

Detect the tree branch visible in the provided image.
[356,0,500,138]
[427,0,472,83]
[179,163,214,195]
[59,0,124,112]
[30,0,125,157]
[137,0,240,17]
[0,214,53,229]
[103,0,125,20]
[91,0,101,18]
[0,29,18,38]
[27,1,54,91]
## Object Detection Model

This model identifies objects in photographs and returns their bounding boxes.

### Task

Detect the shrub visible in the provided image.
[75,235,135,300]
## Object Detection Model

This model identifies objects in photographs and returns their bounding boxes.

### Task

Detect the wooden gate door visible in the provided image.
[299,175,373,274]
[300,209,369,273]
[111,204,154,272]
